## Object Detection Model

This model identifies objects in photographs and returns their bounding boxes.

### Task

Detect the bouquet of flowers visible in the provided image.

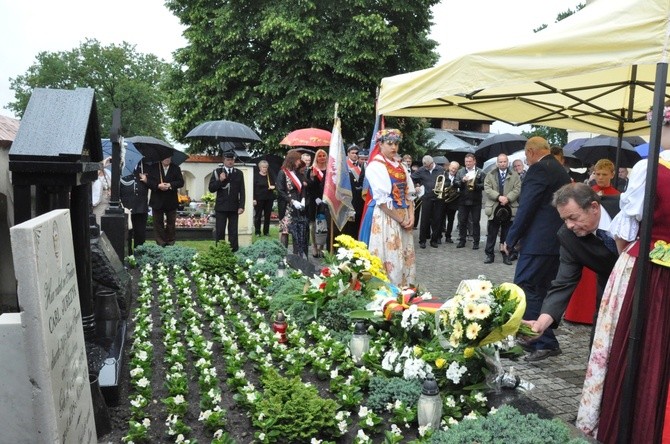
[299,235,389,319]
[435,276,527,351]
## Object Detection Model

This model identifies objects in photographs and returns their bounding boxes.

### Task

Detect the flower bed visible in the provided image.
[108,237,586,443]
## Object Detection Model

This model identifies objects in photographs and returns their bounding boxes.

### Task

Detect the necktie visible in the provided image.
[596,229,617,254]
[499,171,506,190]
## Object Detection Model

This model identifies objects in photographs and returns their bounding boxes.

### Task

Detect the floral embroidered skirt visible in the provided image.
[367,207,416,287]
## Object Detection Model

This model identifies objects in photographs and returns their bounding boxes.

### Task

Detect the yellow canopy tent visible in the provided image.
[377,0,670,137]
[377,1,670,440]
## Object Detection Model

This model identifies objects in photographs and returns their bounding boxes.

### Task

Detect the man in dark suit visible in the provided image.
[502,137,571,361]
[523,183,619,347]
[442,161,460,243]
[209,151,246,251]
[455,153,486,249]
[144,156,184,247]
[411,155,446,248]
[120,160,150,253]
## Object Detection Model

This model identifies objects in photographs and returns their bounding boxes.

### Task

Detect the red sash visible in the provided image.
[312,165,325,181]
[283,168,302,192]
[347,158,361,179]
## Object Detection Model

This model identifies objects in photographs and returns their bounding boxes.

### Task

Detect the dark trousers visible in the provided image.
[215,211,240,251]
[443,206,457,240]
[131,212,148,251]
[419,198,445,243]
[458,204,481,243]
[484,219,512,256]
[153,209,177,246]
[414,197,422,228]
[514,253,561,350]
[254,199,274,235]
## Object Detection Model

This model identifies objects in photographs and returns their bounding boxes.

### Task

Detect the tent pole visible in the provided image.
[616,61,667,443]
[614,120,624,189]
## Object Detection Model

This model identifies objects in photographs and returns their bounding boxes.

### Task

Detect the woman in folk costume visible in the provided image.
[364,129,416,286]
[577,104,670,443]
[306,148,329,257]
[276,149,309,258]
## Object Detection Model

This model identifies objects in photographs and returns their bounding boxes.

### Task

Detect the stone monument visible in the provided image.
[0,209,96,443]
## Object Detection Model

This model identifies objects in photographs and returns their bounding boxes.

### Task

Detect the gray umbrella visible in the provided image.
[186,120,262,143]
[574,136,640,168]
[474,133,527,163]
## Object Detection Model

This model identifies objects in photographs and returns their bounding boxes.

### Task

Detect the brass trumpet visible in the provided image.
[433,174,447,199]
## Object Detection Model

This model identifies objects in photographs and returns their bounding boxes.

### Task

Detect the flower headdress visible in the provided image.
[376,128,403,144]
[646,105,670,125]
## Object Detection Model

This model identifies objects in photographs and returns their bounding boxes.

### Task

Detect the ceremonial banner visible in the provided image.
[324,118,353,231]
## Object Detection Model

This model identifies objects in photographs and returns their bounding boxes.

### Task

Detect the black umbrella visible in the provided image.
[126,136,189,165]
[186,120,262,143]
[474,133,527,163]
[574,136,641,168]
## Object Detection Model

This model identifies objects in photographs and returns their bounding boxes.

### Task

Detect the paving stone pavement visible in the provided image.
[414,223,592,426]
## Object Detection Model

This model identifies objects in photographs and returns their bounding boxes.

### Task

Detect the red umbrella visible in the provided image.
[280,128,331,147]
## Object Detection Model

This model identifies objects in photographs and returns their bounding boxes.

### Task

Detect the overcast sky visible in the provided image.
[0,0,581,133]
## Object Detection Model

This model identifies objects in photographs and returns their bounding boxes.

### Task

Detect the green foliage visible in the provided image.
[268,278,313,328]
[133,244,197,269]
[252,369,341,441]
[366,376,422,413]
[428,405,588,444]
[8,39,169,137]
[194,242,238,277]
[237,238,287,260]
[319,293,370,332]
[164,0,440,153]
[522,125,568,147]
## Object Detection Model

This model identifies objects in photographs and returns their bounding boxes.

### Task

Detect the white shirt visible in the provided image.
[609,149,670,241]
[366,154,415,207]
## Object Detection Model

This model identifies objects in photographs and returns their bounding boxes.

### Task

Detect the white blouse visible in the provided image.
[609,149,670,241]
[365,154,415,207]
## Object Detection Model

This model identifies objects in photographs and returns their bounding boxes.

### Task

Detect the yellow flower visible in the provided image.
[475,303,491,320]
[463,302,478,319]
[464,347,475,359]
[476,280,493,295]
[466,322,481,340]
[453,322,463,339]
[435,358,447,369]
[413,346,423,357]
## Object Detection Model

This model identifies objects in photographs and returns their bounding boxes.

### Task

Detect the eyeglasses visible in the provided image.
[350,152,359,155]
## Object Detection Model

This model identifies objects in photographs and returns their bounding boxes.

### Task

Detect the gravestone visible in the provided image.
[0,209,96,443]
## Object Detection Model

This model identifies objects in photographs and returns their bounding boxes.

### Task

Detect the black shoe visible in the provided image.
[516,338,535,352]
[484,255,494,264]
[437,239,442,244]
[502,254,513,265]
[456,241,466,248]
[509,252,518,261]
[419,242,426,249]
[524,348,562,362]
[472,243,480,250]
[430,241,439,248]
[445,238,454,243]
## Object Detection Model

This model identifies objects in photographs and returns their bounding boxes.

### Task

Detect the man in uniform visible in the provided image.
[209,151,246,251]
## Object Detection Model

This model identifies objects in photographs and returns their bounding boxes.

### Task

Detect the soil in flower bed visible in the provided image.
[100,267,419,443]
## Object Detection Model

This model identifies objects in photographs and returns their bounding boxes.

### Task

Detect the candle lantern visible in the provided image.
[276,260,286,278]
[257,253,267,265]
[417,375,443,429]
[272,311,288,344]
[349,321,370,363]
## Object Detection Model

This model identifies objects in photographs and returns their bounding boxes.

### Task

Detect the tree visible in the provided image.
[164,0,440,154]
[8,39,170,138]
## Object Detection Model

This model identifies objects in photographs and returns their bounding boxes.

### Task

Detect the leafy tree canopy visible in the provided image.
[164,0,440,155]
[8,39,170,138]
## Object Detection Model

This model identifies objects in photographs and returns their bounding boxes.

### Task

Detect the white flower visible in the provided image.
[445,361,468,384]
[130,367,144,378]
[142,418,150,428]
[311,439,322,444]
[358,406,369,417]
[199,410,212,421]
[258,432,266,440]
[136,377,150,388]
[474,392,487,403]
[176,434,186,443]
[330,369,339,379]
[213,430,224,439]
[465,411,479,420]
[356,429,370,442]
[390,423,403,436]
